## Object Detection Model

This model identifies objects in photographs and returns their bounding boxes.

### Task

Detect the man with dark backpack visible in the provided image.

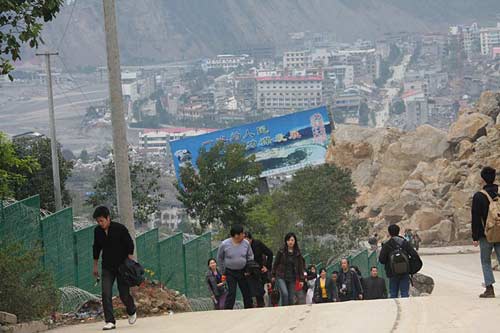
[379,224,422,298]
[471,166,500,298]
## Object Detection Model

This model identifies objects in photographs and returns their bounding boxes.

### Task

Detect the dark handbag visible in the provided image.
[245,260,261,275]
[118,258,145,287]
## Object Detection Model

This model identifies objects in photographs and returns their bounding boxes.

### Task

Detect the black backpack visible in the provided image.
[389,243,410,276]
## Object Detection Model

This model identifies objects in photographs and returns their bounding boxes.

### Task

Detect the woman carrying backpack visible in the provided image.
[206,258,227,310]
[272,232,305,306]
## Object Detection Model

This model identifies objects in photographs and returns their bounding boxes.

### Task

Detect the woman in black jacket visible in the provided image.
[206,258,227,310]
[271,232,305,306]
[313,268,337,303]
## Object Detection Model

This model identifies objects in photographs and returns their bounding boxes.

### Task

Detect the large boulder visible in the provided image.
[477,91,500,120]
[410,273,435,296]
[447,113,491,144]
[432,219,454,242]
[413,207,444,230]
[418,229,439,244]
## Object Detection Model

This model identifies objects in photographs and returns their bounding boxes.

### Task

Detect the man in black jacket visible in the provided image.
[379,224,419,298]
[362,266,388,300]
[245,232,273,307]
[337,258,363,302]
[471,166,500,298]
[92,206,137,330]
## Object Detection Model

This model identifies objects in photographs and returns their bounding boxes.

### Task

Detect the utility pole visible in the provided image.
[35,51,62,212]
[102,0,136,240]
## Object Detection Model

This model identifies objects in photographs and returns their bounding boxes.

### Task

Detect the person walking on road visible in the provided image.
[244,232,273,307]
[313,268,337,303]
[471,166,500,298]
[272,232,305,306]
[92,206,137,331]
[379,224,421,298]
[206,258,227,310]
[337,258,363,302]
[217,224,254,309]
[362,267,388,300]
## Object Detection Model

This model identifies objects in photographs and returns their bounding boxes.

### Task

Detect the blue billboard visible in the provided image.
[170,106,332,180]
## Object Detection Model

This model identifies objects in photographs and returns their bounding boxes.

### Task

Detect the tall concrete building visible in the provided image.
[256,73,323,115]
[480,23,500,56]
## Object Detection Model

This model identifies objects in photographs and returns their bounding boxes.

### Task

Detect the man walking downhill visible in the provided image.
[92,206,137,331]
[379,224,419,298]
[244,232,273,307]
[362,267,388,300]
[217,224,254,309]
[472,167,500,298]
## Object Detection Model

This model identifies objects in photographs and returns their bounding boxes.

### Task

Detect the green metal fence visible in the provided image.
[40,207,76,287]
[74,225,101,294]
[350,250,370,277]
[183,233,212,298]
[0,196,41,249]
[137,229,159,279]
[158,233,185,293]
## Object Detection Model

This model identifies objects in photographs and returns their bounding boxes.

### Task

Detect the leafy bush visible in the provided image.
[0,243,59,322]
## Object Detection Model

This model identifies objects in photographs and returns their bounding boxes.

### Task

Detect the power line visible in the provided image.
[57,53,96,108]
[56,0,78,51]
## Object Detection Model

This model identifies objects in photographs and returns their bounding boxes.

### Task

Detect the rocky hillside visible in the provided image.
[35,0,500,67]
[326,91,500,245]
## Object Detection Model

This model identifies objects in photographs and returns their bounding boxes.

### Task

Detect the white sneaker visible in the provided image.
[102,322,116,330]
[128,312,137,325]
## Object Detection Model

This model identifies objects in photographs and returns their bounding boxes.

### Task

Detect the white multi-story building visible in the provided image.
[256,74,323,114]
[480,24,500,56]
[139,128,216,154]
[283,50,311,69]
[202,54,254,71]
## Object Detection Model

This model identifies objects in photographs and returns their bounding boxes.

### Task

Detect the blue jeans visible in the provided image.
[277,278,296,306]
[479,237,500,287]
[389,275,410,298]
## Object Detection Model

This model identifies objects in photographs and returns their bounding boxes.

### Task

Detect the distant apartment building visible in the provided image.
[329,48,379,82]
[256,73,323,114]
[332,89,362,125]
[283,50,311,69]
[139,128,216,154]
[480,23,500,56]
[403,90,429,130]
[449,23,480,60]
[202,54,254,71]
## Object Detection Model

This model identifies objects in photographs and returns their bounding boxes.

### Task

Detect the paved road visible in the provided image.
[375,54,412,128]
[53,252,500,332]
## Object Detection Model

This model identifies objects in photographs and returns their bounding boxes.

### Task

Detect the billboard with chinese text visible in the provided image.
[170,106,332,180]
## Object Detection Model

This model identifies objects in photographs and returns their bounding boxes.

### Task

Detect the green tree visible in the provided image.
[88,160,164,225]
[13,136,73,212]
[0,0,63,80]
[0,242,60,322]
[284,164,357,237]
[176,141,261,230]
[246,191,299,252]
[0,132,40,199]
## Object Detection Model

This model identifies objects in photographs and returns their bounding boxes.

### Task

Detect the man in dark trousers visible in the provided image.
[92,206,137,330]
[471,166,499,298]
[337,258,363,301]
[379,224,419,298]
[217,224,254,309]
[244,232,273,307]
[362,266,388,300]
